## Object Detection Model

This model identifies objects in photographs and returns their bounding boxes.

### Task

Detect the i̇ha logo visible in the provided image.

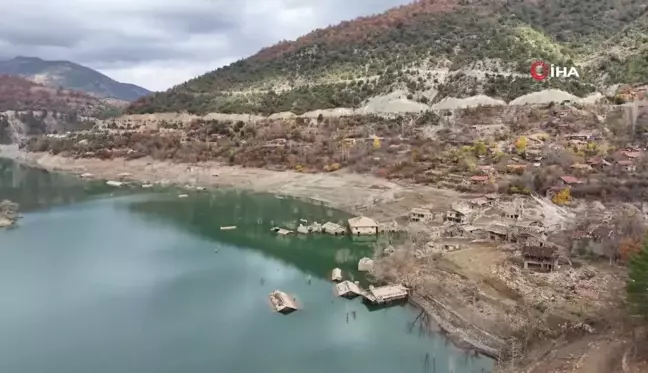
[530,61,580,81]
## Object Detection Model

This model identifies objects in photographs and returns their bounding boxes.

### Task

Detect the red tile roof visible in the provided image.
[470,175,489,182]
[560,175,581,184]
[622,151,641,158]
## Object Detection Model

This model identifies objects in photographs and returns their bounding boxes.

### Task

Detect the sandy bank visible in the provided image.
[0,145,461,220]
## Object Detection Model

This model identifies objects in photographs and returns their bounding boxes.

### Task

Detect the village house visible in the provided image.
[522,246,557,272]
[616,160,637,172]
[586,156,611,170]
[410,208,433,223]
[621,150,642,160]
[378,221,401,233]
[524,149,543,161]
[502,208,520,220]
[348,216,378,236]
[445,203,472,224]
[485,224,510,241]
[469,197,491,209]
[322,222,346,235]
[556,175,582,188]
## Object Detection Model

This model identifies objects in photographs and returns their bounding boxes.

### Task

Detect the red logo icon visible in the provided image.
[530,61,549,81]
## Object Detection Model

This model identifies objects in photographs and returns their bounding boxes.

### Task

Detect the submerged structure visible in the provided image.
[361,285,408,305]
[331,268,343,282]
[334,281,363,298]
[268,290,298,314]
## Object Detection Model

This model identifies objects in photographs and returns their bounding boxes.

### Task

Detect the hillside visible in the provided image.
[0,57,151,101]
[0,75,125,144]
[128,0,648,116]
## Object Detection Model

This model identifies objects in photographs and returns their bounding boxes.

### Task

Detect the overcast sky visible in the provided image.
[0,0,412,91]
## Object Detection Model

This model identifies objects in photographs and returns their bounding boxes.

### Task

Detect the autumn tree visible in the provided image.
[551,188,571,205]
[473,140,487,156]
[619,237,642,262]
[514,136,528,154]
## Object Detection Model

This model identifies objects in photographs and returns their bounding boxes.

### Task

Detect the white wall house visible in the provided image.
[348,216,378,235]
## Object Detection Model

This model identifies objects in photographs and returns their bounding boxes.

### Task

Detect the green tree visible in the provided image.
[627,234,648,318]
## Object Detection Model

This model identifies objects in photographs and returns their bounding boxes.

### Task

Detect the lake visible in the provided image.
[0,158,493,373]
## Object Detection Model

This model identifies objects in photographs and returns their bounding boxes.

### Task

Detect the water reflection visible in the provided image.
[0,158,122,211]
[126,193,376,283]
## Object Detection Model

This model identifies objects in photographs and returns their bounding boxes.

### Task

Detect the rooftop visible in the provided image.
[622,151,642,158]
[522,246,556,259]
[560,175,582,184]
[368,285,408,299]
[451,202,472,215]
[348,216,378,228]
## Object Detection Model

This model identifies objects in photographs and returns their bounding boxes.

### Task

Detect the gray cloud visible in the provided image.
[0,0,412,91]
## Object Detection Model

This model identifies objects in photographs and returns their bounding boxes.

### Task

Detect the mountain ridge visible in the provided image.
[0,56,152,102]
[127,0,647,116]
[0,75,126,144]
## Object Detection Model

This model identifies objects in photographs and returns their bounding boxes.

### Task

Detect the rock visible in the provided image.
[80,173,94,178]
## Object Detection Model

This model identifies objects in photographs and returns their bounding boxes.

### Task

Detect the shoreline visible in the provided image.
[0,145,503,359]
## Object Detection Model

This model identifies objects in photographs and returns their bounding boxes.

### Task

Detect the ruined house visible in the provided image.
[522,246,557,272]
[469,197,491,209]
[322,222,345,235]
[462,226,489,240]
[410,208,433,223]
[485,224,510,241]
[378,221,400,233]
[586,156,611,170]
[502,208,520,220]
[445,203,472,224]
[524,149,543,161]
[616,160,637,172]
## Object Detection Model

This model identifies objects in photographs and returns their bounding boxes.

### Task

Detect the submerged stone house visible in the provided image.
[348,216,378,236]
